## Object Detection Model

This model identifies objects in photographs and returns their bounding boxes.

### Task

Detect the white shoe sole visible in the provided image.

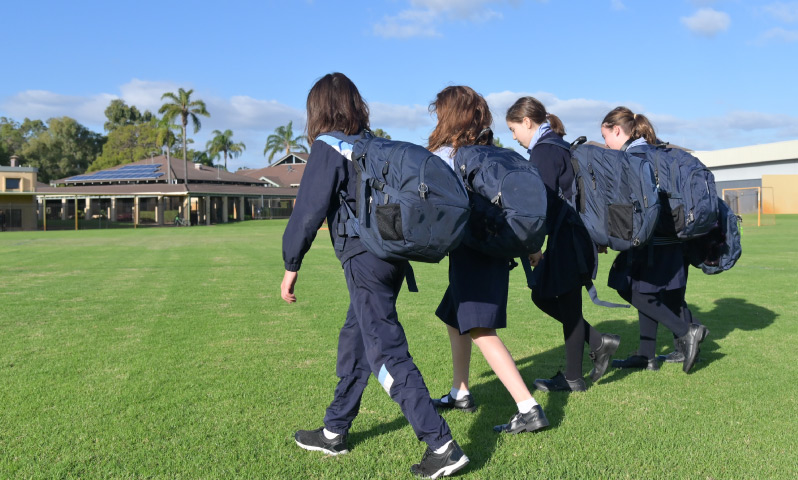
[295,439,348,456]
[426,454,469,479]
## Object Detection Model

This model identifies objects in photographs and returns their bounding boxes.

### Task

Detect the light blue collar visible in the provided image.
[527,122,552,152]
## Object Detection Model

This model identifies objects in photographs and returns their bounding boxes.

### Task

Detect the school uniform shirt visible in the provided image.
[432,145,509,333]
[527,130,596,298]
[607,140,687,294]
[282,139,366,272]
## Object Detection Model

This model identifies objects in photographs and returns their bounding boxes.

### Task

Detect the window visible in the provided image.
[5,178,21,190]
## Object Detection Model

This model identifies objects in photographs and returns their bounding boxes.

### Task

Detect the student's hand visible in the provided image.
[281,270,298,303]
[597,245,608,254]
[528,250,543,267]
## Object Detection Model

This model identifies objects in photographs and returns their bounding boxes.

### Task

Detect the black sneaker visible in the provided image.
[431,393,477,413]
[533,371,587,392]
[589,333,621,382]
[410,440,469,479]
[611,354,660,371]
[294,427,348,455]
[493,404,550,434]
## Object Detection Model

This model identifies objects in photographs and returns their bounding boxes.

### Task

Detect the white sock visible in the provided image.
[517,398,538,414]
[448,387,469,401]
[433,440,453,454]
[323,428,340,440]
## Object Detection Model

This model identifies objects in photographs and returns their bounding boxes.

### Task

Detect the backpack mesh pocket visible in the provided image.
[608,204,633,240]
[376,204,403,240]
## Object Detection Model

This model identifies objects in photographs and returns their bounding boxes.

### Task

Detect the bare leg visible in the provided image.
[446,324,472,391]
[470,327,533,403]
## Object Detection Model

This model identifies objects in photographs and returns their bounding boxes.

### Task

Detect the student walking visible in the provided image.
[505,97,621,391]
[427,86,549,434]
[281,73,468,479]
[600,106,708,373]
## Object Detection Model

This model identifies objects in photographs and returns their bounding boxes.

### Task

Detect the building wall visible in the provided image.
[1,166,39,231]
[762,175,798,214]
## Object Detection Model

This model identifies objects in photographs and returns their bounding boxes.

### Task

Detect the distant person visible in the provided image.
[505,96,621,391]
[281,72,469,479]
[600,106,708,373]
[426,86,549,435]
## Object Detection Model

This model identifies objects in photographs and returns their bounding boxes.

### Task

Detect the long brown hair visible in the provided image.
[506,96,566,136]
[427,86,493,154]
[306,72,369,144]
[601,106,657,144]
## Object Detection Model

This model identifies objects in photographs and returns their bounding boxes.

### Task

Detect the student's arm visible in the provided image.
[281,141,345,302]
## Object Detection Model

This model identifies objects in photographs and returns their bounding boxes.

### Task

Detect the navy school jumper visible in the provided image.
[526,132,597,299]
[606,142,690,354]
[282,139,451,448]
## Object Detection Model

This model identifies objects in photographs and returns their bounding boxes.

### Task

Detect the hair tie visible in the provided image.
[476,127,492,140]
[545,113,550,118]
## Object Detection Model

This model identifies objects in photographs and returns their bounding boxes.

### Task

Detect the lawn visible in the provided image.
[1,217,796,479]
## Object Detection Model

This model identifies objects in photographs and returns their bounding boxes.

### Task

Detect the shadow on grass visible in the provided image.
[337,296,776,471]
[685,297,777,373]
[347,415,409,450]
[439,295,777,471]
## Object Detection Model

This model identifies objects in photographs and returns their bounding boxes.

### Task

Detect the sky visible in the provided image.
[2,0,798,170]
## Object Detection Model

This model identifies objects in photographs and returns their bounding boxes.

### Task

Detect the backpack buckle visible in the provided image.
[418,183,429,199]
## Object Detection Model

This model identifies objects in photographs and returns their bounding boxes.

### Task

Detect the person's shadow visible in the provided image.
[442,296,776,472]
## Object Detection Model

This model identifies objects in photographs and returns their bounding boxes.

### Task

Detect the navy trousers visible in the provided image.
[323,252,452,449]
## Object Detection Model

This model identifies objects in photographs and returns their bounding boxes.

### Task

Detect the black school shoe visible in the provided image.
[676,324,709,373]
[410,440,469,479]
[294,427,349,455]
[431,393,477,413]
[611,354,660,371]
[533,371,587,392]
[589,333,621,382]
[658,349,686,363]
[493,404,550,434]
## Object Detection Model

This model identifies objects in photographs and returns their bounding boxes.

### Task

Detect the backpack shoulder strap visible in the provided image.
[536,136,571,151]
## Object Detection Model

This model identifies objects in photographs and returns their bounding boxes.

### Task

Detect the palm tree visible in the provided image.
[206,129,246,171]
[154,117,178,184]
[158,88,210,184]
[263,121,308,163]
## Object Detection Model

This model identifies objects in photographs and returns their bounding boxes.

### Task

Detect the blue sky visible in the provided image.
[2,0,797,170]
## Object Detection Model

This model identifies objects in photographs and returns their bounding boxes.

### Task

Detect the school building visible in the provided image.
[0,156,38,231]
[34,155,300,230]
[691,139,798,215]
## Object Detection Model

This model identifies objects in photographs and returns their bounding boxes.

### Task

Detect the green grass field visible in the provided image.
[1,217,797,479]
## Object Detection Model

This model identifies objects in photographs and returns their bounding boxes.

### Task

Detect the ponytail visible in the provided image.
[506,96,567,137]
[601,106,657,144]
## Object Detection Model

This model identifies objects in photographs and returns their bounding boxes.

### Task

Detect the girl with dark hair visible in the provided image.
[428,86,549,435]
[505,96,620,392]
[600,106,708,374]
[282,73,469,479]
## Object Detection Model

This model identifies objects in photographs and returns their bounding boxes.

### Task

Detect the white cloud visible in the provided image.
[763,2,798,23]
[611,0,626,11]
[373,0,511,38]
[370,102,433,130]
[480,90,798,152]
[2,90,116,126]
[680,8,731,37]
[374,9,442,38]
[757,26,798,43]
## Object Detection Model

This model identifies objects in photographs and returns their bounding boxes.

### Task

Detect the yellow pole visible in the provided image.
[757,187,761,227]
[43,201,47,231]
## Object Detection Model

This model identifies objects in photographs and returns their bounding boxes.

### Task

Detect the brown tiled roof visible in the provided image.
[239,163,306,188]
[55,156,267,186]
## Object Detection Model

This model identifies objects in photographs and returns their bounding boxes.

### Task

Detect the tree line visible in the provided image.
[0,88,356,184]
